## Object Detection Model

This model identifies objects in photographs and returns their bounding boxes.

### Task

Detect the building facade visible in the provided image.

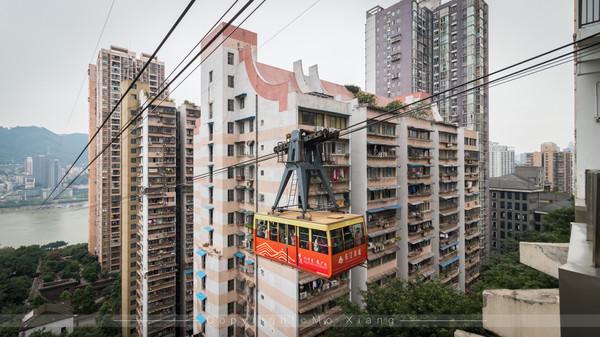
[365,0,490,260]
[488,166,570,254]
[490,142,515,178]
[31,155,59,189]
[193,24,481,337]
[529,142,573,193]
[88,46,167,273]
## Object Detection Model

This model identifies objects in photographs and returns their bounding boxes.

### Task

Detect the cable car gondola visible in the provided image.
[253,129,367,278]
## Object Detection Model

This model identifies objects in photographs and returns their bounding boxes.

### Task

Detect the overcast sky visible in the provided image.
[0,0,573,153]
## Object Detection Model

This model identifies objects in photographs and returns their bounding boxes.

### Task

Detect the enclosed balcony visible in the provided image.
[367,143,397,159]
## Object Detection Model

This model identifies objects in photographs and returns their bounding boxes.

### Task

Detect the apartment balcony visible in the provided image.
[440,265,460,284]
[408,262,435,281]
[439,188,459,198]
[408,209,433,223]
[408,226,433,241]
[466,269,480,284]
[440,220,459,233]
[407,136,432,148]
[466,242,481,255]
[299,306,343,337]
[298,280,349,314]
[465,199,480,211]
[465,254,480,269]
[367,239,399,261]
[465,227,481,240]
[367,221,398,238]
[465,171,479,181]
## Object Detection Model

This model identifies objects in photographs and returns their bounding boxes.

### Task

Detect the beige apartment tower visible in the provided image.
[88,46,167,273]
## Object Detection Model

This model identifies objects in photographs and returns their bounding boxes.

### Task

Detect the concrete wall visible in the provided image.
[519,242,568,278]
[482,289,560,337]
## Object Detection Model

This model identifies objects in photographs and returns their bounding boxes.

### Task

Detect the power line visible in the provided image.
[77,43,600,211]
[45,0,198,203]
[185,38,600,184]
[49,0,266,201]
[259,0,321,48]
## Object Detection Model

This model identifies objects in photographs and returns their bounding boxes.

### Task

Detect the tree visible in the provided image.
[519,207,573,243]
[344,84,361,95]
[325,279,480,337]
[68,327,108,337]
[31,295,48,307]
[71,286,96,314]
[355,91,376,105]
[60,290,71,302]
[385,100,404,112]
[28,330,57,337]
[82,262,99,284]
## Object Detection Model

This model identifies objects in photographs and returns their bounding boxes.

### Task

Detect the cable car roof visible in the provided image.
[256,210,363,227]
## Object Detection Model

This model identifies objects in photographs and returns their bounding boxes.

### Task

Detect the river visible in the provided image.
[0,204,88,248]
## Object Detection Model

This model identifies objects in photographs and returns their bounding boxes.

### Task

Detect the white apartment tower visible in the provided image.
[490,142,515,178]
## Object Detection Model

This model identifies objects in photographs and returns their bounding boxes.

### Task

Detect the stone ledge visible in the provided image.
[519,242,568,278]
[482,288,560,337]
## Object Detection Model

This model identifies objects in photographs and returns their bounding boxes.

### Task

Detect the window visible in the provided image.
[227,167,234,179]
[209,70,213,83]
[208,103,213,118]
[227,212,234,224]
[256,220,267,238]
[228,279,235,291]
[227,99,234,111]
[227,145,234,156]
[239,96,245,109]
[300,110,324,126]
[227,52,234,65]
[227,189,234,201]
[228,75,234,88]
[227,234,234,247]
[227,258,234,270]
[279,223,287,243]
[312,229,328,254]
[227,122,234,134]
[269,222,278,241]
[522,203,528,211]
[227,302,234,315]
[331,229,343,255]
[299,227,310,249]
[343,226,355,250]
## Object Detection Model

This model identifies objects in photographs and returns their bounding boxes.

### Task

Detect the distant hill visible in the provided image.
[0,126,87,165]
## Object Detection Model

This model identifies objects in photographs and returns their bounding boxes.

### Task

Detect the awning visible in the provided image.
[408,236,429,245]
[439,195,458,200]
[235,93,247,99]
[439,164,458,167]
[408,200,424,206]
[407,163,430,167]
[367,204,401,214]
[440,210,459,217]
[367,185,399,192]
[234,251,245,259]
[196,249,207,257]
[195,292,207,301]
[465,219,479,225]
[204,183,214,188]
[440,226,459,235]
[196,270,206,278]
[367,226,397,238]
[440,241,458,251]
[367,141,399,147]
[203,204,214,210]
[185,268,193,275]
[409,253,433,264]
[245,258,254,265]
[195,314,206,325]
[440,255,460,268]
[235,115,255,122]
[203,226,214,232]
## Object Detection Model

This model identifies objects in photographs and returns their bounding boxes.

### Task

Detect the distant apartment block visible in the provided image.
[525,142,573,193]
[490,142,515,177]
[25,156,33,175]
[193,24,481,337]
[31,155,59,189]
[489,166,571,253]
[87,46,167,272]
[365,0,490,259]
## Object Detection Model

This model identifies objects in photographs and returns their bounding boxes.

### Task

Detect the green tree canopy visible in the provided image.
[71,286,97,314]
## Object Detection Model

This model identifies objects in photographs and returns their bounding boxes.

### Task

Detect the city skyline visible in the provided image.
[0,0,572,154]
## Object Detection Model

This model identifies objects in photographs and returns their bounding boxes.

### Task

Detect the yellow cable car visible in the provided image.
[253,210,366,278]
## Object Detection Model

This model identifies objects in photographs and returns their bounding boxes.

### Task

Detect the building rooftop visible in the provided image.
[489,173,543,191]
[21,303,73,331]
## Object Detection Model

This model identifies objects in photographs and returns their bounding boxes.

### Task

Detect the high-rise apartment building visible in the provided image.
[25,156,33,175]
[530,142,573,193]
[176,101,201,336]
[366,0,490,259]
[193,24,481,337]
[490,142,515,178]
[88,46,167,273]
[31,155,60,189]
[118,81,188,337]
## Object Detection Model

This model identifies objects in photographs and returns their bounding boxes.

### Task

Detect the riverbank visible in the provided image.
[0,200,88,213]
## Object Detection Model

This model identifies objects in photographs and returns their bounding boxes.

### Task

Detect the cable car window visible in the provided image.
[353,223,365,245]
[256,220,267,238]
[279,223,287,243]
[312,229,329,254]
[331,228,344,255]
[269,222,278,242]
[343,226,355,250]
[299,227,310,249]
[288,225,296,245]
